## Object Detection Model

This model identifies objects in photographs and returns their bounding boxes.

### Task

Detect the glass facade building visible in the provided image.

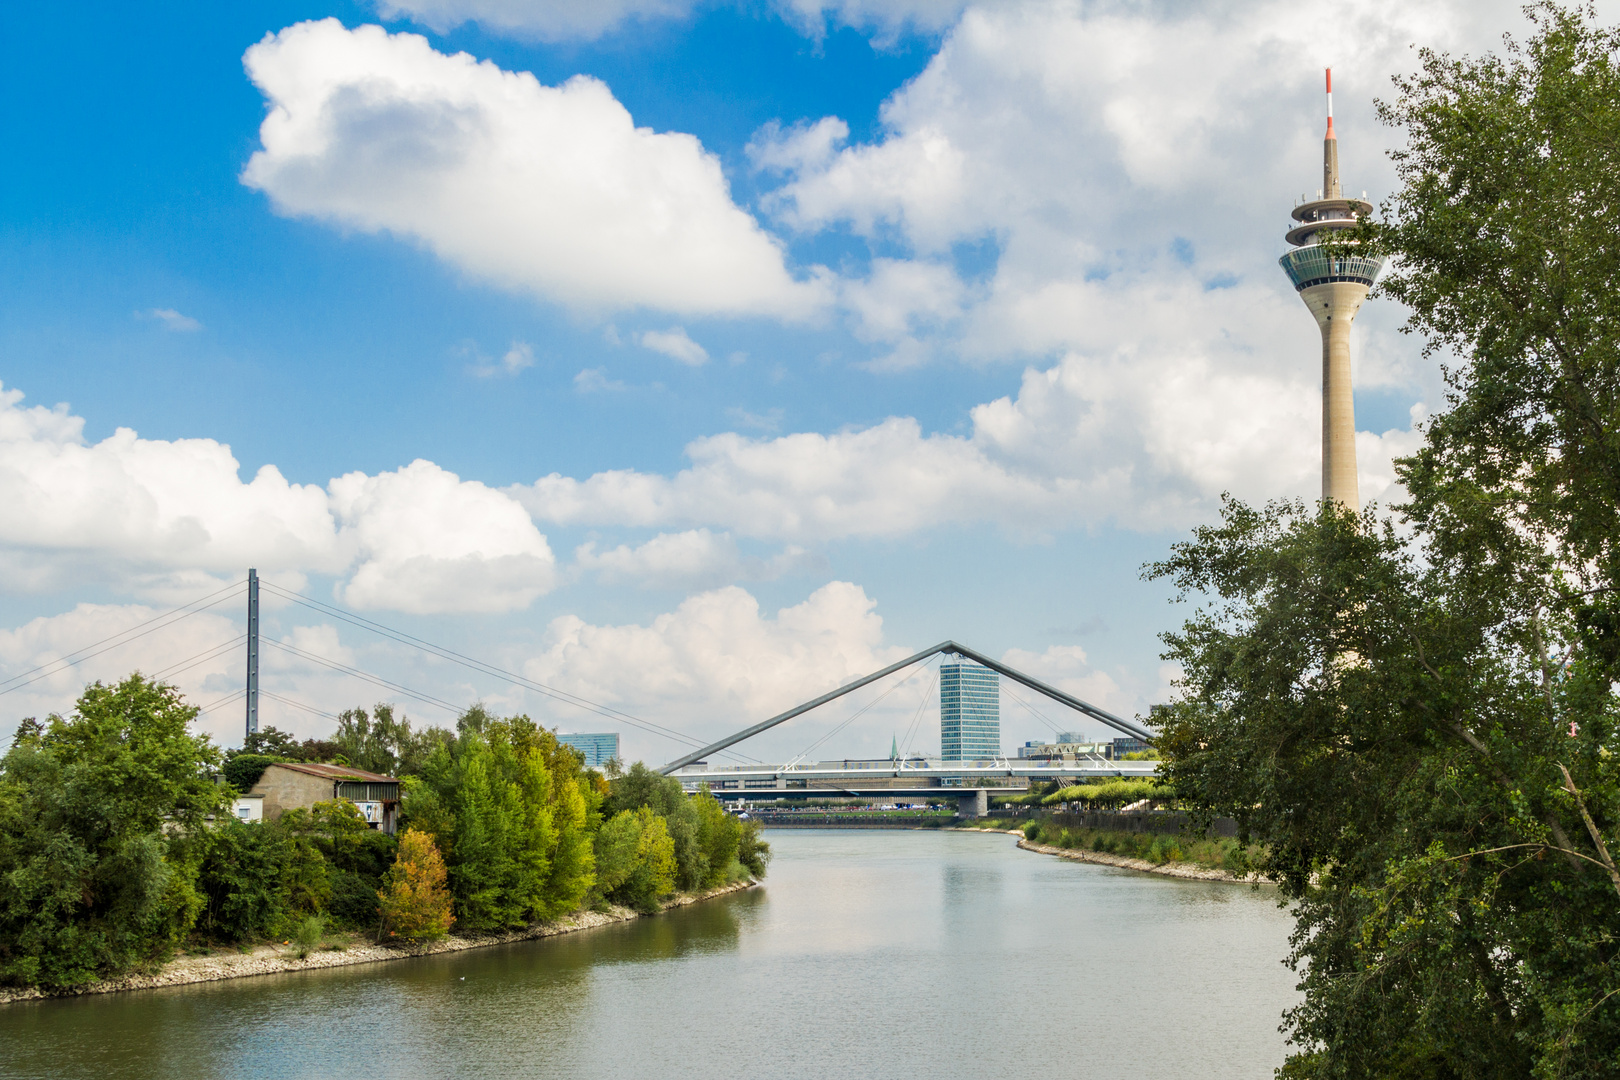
[940,662,1000,761]
[558,732,620,767]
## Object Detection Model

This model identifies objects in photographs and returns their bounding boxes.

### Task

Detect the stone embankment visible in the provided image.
[0,879,757,1005]
[1016,837,1267,883]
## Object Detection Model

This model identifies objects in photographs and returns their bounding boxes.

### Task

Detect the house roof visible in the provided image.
[267,761,399,784]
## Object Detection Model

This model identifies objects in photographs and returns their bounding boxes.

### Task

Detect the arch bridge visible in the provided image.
[659,640,1159,818]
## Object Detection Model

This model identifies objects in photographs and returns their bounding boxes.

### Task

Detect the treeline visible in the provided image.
[1001,777,1171,809]
[0,675,767,991]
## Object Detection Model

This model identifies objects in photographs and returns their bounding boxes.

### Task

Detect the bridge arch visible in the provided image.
[658,639,1155,775]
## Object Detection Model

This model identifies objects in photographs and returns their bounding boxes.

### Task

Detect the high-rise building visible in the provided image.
[1279,69,1386,512]
[558,732,619,767]
[940,662,999,761]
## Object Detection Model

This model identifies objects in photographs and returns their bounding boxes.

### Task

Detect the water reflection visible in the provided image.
[0,830,1296,1080]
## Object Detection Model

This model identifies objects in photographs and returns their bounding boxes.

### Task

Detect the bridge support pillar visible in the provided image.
[957,789,988,818]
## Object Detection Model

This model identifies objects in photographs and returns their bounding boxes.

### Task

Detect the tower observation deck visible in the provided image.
[1279,69,1384,512]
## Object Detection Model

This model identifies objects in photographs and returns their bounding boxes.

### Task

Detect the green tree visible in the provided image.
[331,704,452,777]
[377,829,455,942]
[592,807,677,913]
[0,675,226,989]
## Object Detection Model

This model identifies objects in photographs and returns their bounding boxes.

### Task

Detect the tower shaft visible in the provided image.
[1304,282,1368,512]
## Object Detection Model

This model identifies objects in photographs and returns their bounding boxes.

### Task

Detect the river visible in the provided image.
[0,829,1299,1079]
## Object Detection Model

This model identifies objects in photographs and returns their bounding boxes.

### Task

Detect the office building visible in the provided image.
[559,731,619,767]
[940,662,999,761]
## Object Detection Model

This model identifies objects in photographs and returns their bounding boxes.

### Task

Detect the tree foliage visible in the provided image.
[403,712,598,930]
[377,829,454,942]
[0,675,224,988]
[1153,10,1620,1076]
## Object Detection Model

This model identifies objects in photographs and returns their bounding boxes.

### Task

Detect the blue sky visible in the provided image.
[0,0,1574,763]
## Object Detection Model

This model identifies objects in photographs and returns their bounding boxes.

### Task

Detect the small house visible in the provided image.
[232,792,265,823]
[250,762,402,833]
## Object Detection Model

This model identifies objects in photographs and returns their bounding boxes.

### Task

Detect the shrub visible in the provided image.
[290,914,326,958]
[1022,820,1041,842]
[327,869,380,928]
[377,829,455,942]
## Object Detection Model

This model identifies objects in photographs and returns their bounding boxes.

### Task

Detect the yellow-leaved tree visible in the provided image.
[377,829,455,942]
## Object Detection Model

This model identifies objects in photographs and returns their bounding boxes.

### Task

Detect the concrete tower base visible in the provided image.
[1299,280,1370,513]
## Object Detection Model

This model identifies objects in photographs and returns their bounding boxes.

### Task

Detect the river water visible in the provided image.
[0,829,1299,1079]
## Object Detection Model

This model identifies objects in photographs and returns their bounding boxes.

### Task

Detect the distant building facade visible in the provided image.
[940,662,1000,761]
[558,732,619,767]
[1017,740,1112,762]
[1112,736,1150,758]
[250,762,401,833]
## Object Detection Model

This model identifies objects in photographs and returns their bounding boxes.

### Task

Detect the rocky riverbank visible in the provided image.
[0,878,758,1005]
[1016,837,1267,883]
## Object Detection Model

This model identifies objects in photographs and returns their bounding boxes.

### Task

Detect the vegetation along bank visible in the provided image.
[0,675,768,999]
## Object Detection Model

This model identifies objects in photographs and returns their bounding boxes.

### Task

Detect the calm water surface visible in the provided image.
[0,829,1299,1079]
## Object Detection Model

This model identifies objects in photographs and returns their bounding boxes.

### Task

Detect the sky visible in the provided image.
[0,0,1597,765]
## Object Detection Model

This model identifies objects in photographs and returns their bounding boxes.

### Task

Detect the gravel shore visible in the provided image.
[0,878,757,1005]
[1016,837,1267,883]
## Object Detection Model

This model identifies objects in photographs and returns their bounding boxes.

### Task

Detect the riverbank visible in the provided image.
[0,879,757,1005]
[1016,838,1268,883]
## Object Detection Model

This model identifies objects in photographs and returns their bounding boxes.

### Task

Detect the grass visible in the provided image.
[1022,819,1263,875]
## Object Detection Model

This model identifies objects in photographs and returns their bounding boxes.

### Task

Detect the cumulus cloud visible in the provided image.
[574,529,822,588]
[1000,643,1134,730]
[0,603,243,744]
[638,327,708,366]
[330,460,557,613]
[467,341,535,377]
[524,580,913,757]
[241,20,828,318]
[0,383,556,614]
[516,337,1420,537]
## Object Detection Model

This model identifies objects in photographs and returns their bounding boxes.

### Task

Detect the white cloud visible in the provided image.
[1000,643,1134,728]
[638,327,709,366]
[145,308,202,332]
[329,460,556,613]
[524,580,912,757]
[0,383,556,615]
[574,367,627,393]
[516,333,1421,537]
[469,340,536,377]
[0,603,243,744]
[574,529,823,588]
[241,19,829,318]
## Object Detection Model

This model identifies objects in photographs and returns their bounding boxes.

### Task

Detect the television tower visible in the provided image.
[1279,69,1384,513]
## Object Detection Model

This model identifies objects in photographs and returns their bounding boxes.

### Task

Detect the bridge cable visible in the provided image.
[256,581,749,759]
[898,658,941,760]
[147,635,247,683]
[1001,681,1073,739]
[260,638,466,715]
[785,657,935,766]
[0,579,246,697]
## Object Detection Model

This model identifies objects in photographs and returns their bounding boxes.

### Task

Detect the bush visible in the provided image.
[290,914,326,958]
[196,820,291,942]
[1022,820,1041,842]
[222,754,280,792]
[327,869,380,929]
